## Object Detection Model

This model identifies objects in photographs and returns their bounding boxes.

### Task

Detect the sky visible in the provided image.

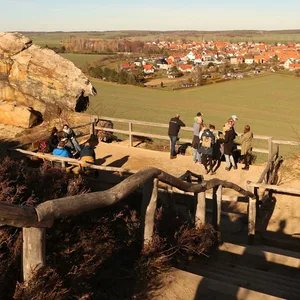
[1,0,300,32]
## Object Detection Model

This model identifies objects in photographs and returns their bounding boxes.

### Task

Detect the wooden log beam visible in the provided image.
[247,181,300,196]
[11,148,138,174]
[0,202,52,228]
[0,167,254,227]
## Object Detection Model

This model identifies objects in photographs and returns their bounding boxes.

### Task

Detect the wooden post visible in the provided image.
[90,122,95,136]
[248,186,257,245]
[23,227,46,282]
[212,186,222,230]
[61,161,66,168]
[129,122,133,147]
[141,178,158,247]
[195,192,206,228]
[268,137,273,160]
[216,185,222,229]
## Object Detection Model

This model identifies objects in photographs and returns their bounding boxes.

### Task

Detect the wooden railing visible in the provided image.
[0,167,254,282]
[13,121,96,151]
[245,145,284,243]
[96,116,300,157]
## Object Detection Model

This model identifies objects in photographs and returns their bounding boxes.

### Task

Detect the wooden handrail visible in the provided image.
[247,181,300,196]
[11,148,138,174]
[98,116,300,147]
[0,167,254,228]
[0,166,255,281]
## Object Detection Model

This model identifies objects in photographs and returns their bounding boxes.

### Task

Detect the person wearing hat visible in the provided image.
[168,114,186,159]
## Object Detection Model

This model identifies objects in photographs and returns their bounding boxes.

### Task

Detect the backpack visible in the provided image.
[38,140,50,153]
[202,135,212,149]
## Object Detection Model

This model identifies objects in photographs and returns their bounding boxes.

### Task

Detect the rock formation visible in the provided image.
[0,32,97,128]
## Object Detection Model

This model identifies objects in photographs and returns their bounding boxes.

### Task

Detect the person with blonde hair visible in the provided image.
[240,125,253,170]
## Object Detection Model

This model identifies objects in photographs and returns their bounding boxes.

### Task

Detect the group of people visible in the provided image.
[168,113,253,175]
[39,124,96,166]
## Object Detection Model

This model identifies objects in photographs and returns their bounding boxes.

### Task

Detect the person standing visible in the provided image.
[240,125,253,170]
[168,114,186,159]
[192,113,202,163]
[199,125,216,175]
[224,123,237,170]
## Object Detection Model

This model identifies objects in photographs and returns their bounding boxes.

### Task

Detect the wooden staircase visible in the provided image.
[171,242,300,300]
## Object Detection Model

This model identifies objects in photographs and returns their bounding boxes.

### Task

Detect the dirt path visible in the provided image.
[95,142,300,235]
[95,141,264,193]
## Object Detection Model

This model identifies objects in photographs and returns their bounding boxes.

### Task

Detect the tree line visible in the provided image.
[64,38,169,55]
[88,66,145,85]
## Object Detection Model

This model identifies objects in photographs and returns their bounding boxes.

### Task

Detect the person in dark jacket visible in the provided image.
[199,128,216,175]
[224,123,237,170]
[48,127,60,151]
[80,142,96,163]
[168,114,185,159]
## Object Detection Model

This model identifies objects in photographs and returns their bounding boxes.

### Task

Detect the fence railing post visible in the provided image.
[90,122,95,136]
[212,185,222,230]
[141,178,158,247]
[268,137,273,160]
[247,185,257,245]
[195,191,206,228]
[23,227,46,282]
[129,122,133,147]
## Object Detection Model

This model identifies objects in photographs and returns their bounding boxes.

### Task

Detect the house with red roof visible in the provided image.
[178,64,194,73]
[143,64,155,74]
[288,63,300,70]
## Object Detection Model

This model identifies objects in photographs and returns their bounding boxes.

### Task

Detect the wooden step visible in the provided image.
[154,269,284,300]
[185,265,299,300]
[196,261,300,297]
[219,242,300,268]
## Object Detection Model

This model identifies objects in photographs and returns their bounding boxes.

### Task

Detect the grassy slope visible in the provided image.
[88,74,300,141]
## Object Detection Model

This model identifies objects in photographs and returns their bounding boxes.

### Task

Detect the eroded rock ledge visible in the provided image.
[0,32,97,128]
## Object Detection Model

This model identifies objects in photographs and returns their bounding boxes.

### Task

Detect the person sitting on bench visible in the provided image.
[53,141,71,158]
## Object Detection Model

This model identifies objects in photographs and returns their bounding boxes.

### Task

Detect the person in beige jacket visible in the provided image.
[241,125,253,170]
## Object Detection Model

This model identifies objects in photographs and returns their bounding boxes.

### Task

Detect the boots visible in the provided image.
[242,165,249,170]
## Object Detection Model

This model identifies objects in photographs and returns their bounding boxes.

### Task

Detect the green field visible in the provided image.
[60,53,107,69]
[89,74,300,140]
[87,74,300,160]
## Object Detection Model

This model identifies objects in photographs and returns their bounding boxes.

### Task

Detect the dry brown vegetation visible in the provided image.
[0,158,217,300]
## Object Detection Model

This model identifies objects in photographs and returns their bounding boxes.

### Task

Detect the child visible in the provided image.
[240,125,253,170]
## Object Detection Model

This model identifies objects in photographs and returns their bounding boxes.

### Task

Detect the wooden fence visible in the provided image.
[0,167,254,282]
[95,116,300,158]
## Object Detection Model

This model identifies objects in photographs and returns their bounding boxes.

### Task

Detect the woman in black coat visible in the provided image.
[224,125,237,170]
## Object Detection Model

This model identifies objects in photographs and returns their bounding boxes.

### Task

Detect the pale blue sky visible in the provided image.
[1,0,299,31]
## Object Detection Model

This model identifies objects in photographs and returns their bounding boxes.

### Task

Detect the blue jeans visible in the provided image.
[225,154,236,168]
[169,135,177,156]
[193,148,200,162]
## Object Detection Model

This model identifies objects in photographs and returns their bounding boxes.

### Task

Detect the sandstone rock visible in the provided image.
[0,101,38,128]
[0,32,97,128]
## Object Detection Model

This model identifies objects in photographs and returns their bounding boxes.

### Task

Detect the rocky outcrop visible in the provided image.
[0,102,38,128]
[0,32,97,128]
